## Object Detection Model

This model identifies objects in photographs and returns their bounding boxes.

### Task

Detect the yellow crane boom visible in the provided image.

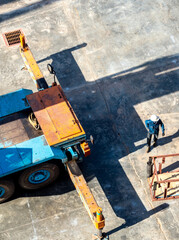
[19,34,108,240]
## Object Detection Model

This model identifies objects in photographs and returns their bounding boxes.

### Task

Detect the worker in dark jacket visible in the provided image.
[145,115,165,153]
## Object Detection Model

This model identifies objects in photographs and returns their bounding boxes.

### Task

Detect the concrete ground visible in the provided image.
[0,0,179,239]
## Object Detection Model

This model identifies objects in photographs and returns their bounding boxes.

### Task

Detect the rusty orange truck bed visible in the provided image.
[27,85,86,147]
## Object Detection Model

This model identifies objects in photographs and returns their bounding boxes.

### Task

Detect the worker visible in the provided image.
[145,115,165,153]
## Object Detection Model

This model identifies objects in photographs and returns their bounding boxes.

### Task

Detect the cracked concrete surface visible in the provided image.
[0,0,179,239]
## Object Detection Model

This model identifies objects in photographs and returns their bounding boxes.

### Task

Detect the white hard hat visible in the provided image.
[150,115,159,122]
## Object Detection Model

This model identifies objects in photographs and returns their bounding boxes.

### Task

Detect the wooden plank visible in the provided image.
[0,113,29,148]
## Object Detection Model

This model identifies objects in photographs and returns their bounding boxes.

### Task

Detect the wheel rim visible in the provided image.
[28,170,51,184]
[0,186,5,197]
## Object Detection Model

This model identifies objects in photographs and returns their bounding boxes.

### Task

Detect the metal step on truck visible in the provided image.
[0,33,108,240]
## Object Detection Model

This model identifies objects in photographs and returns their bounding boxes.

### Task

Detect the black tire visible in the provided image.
[18,163,60,190]
[0,180,15,203]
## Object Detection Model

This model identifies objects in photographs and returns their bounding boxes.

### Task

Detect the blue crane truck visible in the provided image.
[0,33,107,240]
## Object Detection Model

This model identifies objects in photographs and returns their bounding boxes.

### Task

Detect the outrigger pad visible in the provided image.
[92,233,109,240]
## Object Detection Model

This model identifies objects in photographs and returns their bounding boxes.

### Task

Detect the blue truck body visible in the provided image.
[0,88,83,202]
[0,89,67,178]
[0,135,68,178]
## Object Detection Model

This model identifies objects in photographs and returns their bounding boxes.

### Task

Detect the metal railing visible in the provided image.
[147,154,179,201]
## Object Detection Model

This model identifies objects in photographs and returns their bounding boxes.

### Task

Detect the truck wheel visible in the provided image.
[18,163,59,190]
[0,180,15,203]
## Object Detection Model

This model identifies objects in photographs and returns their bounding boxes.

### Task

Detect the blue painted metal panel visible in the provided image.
[0,88,33,118]
[17,135,54,165]
[0,147,25,173]
[51,146,68,163]
[0,135,67,177]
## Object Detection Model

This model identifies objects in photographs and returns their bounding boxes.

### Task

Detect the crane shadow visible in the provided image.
[36,45,179,232]
[6,44,179,233]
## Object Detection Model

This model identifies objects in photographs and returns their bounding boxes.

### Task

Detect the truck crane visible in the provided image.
[0,34,108,240]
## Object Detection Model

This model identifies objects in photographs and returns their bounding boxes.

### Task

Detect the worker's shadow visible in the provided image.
[158,129,179,146]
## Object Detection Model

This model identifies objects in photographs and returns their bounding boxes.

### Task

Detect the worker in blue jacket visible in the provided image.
[145,115,165,153]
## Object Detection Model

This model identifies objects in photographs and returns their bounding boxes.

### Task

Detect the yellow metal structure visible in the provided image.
[66,160,105,231]
[20,34,86,146]
[19,34,106,238]
[20,34,46,90]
